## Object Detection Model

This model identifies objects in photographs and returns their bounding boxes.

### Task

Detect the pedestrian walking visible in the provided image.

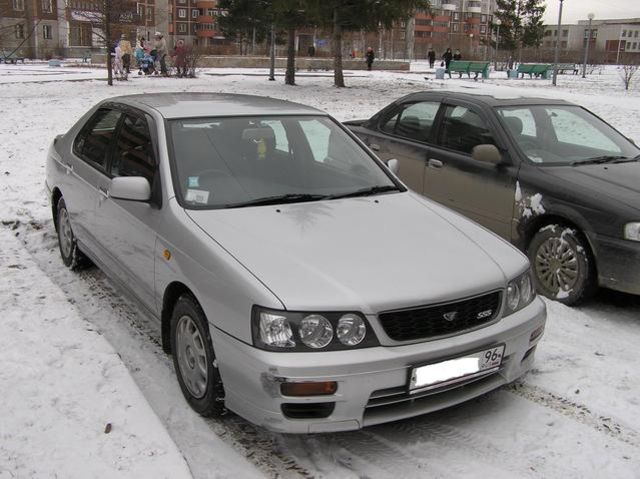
[154,31,168,76]
[173,39,188,77]
[365,47,375,71]
[442,47,453,77]
[119,34,133,74]
[427,48,436,68]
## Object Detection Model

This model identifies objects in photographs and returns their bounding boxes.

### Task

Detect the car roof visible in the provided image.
[399,91,574,107]
[105,92,327,119]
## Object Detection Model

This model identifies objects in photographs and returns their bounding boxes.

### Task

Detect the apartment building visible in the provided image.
[0,0,60,57]
[414,0,497,57]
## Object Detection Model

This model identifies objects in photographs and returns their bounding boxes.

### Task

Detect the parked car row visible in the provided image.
[45,91,637,434]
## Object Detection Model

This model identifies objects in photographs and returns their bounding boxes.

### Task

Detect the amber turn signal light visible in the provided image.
[281,381,337,397]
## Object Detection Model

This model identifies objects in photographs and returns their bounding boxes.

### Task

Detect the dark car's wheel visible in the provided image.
[56,197,90,269]
[528,225,596,305]
[170,294,226,417]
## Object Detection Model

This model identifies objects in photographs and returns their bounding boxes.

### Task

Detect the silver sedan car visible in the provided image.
[45,93,546,433]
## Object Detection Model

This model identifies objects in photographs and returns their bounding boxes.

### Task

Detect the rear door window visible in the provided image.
[438,105,496,154]
[381,101,440,142]
[73,108,122,170]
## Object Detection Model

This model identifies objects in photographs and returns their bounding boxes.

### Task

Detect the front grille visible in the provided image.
[378,291,501,342]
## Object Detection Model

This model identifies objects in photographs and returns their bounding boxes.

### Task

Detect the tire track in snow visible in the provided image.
[506,381,640,448]
[6,218,314,479]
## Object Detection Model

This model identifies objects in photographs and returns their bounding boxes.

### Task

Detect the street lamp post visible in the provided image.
[469,33,474,57]
[552,0,564,86]
[494,18,501,71]
[582,13,594,78]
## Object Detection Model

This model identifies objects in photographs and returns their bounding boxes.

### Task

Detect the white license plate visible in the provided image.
[409,345,505,393]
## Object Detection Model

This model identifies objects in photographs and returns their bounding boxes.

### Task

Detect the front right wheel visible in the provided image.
[170,294,226,417]
[528,225,596,305]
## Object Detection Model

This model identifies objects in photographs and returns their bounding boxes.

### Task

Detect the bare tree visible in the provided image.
[72,0,140,85]
[620,54,639,91]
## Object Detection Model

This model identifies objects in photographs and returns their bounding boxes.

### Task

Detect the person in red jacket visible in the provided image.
[173,39,188,77]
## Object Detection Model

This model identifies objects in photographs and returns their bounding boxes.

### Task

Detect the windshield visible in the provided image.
[168,115,399,208]
[496,105,639,166]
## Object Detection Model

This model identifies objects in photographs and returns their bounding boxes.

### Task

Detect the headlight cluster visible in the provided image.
[252,307,379,352]
[624,223,640,242]
[504,270,536,316]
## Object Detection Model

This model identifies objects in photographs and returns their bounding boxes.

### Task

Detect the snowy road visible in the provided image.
[1,64,639,478]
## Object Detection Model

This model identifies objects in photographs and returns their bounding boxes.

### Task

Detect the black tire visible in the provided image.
[56,197,90,269]
[170,294,226,417]
[528,224,596,305]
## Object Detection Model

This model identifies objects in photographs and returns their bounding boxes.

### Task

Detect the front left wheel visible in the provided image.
[170,294,226,417]
[56,197,90,269]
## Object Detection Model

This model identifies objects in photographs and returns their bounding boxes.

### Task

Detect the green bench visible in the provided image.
[1,50,25,64]
[516,63,551,79]
[557,63,578,74]
[447,60,490,80]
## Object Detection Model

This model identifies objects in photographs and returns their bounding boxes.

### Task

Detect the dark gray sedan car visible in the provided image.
[346,91,640,305]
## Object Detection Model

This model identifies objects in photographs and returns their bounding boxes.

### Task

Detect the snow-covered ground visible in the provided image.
[1,62,639,478]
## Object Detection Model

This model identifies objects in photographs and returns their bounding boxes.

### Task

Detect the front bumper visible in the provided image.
[213,298,546,433]
[595,234,640,295]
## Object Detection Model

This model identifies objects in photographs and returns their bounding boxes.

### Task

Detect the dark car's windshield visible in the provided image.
[496,105,639,166]
[168,115,399,208]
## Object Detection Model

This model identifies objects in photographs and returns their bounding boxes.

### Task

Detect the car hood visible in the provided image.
[546,163,640,211]
[186,193,524,313]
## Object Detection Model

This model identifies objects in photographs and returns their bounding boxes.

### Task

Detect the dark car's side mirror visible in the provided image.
[385,158,399,174]
[110,176,151,201]
[472,144,502,165]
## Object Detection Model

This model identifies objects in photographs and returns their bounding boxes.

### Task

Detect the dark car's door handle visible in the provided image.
[369,143,381,151]
[428,158,443,168]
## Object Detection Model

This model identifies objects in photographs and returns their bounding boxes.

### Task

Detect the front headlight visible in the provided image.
[252,307,379,352]
[624,223,640,242]
[504,270,536,316]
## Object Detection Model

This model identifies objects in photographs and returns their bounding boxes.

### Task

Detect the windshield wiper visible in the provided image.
[327,185,401,200]
[224,193,328,208]
[571,155,628,166]
[611,154,640,164]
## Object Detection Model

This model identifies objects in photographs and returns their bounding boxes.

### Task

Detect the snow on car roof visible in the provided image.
[108,92,327,119]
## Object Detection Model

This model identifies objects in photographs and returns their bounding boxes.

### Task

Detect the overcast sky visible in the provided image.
[542,0,640,24]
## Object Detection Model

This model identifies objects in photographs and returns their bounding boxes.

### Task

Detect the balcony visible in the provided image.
[195,0,216,8]
[466,0,482,13]
[442,3,457,11]
[196,15,214,23]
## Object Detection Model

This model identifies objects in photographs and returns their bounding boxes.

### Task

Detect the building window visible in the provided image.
[562,29,568,37]
[13,0,24,10]
[633,42,638,50]
[178,8,186,18]
[481,14,486,23]
[15,23,25,38]
[178,23,187,33]
[480,25,486,34]
[628,41,632,49]
[42,0,52,12]
[206,8,214,15]
[622,30,626,37]
[453,12,460,20]
[452,23,459,33]
[191,8,198,18]
[43,24,52,39]
[635,31,639,38]
[146,6,153,21]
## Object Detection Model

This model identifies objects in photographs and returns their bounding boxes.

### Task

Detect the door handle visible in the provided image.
[428,158,443,168]
[369,143,381,151]
[98,187,109,199]
[63,162,73,174]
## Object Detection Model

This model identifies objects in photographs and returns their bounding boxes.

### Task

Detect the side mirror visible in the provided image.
[385,158,399,174]
[110,176,151,201]
[472,144,502,164]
